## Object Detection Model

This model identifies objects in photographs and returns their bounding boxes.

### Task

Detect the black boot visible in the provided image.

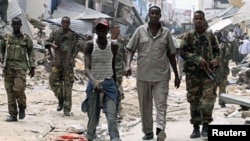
[156,128,166,141]
[6,115,18,122]
[201,123,208,137]
[142,132,154,140]
[19,109,26,119]
[190,124,200,138]
[57,101,63,111]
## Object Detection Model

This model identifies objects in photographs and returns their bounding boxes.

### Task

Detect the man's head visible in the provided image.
[61,16,70,30]
[110,21,120,39]
[148,6,161,24]
[11,17,22,32]
[94,18,109,38]
[193,10,205,29]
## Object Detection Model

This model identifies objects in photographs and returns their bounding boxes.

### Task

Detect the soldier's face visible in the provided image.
[61,18,70,30]
[11,21,22,32]
[111,25,120,37]
[193,13,205,28]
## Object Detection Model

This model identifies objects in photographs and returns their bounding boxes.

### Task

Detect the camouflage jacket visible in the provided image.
[46,28,79,69]
[179,30,221,75]
[115,36,126,78]
[0,33,35,71]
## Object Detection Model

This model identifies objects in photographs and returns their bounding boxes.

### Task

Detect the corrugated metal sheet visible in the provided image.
[233,1,250,24]
[53,0,111,20]
[1,0,33,39]
[218,5,239,18]
[119,0,132,6]
[46,18,93,36]
[209,18,233,32]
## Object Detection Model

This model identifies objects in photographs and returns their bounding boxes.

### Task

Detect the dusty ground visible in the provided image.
[0,60,249,141]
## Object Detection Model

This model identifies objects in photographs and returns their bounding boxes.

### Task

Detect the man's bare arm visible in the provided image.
[83,41,95,83]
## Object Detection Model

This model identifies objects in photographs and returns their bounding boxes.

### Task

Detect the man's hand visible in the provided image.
[174,77,181,88]
[209,58,219,68]
[48,42,58,48]
[29,67,35,78]
[124,65,132,78]
[45,42,58,49]
[199,57,209,70]
[93,80,102,93]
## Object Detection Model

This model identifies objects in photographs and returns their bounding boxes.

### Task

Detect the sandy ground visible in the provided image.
[0,60,249,141]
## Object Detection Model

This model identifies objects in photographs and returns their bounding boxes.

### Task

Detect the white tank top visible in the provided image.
[91,38,113,81]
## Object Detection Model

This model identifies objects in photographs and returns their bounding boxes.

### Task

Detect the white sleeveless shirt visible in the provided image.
[91,38,113,81]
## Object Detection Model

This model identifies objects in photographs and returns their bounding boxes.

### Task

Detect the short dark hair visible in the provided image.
[194,10,205,18]
[110,20,119,29]
[62,16,70,21]
[12,17,22,23]
[148,5,161,13]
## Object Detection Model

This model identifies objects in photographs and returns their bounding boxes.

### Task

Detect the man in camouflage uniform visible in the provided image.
[110,21,126,119]
[214,30,232,108]
[0,0,9,24]
[180,10,221,138]
[0,17,36,122]
[45,16,79,116]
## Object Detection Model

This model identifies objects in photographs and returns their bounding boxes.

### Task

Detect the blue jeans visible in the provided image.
[85,79,120,141]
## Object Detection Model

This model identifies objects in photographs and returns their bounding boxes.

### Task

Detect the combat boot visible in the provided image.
[142,132,154,140]
[64,110,70,116]
[6,115,18,122]
[57,101,63,111]
[156,128,166,141]
[201,123,208,137]
[19,109,26,119]
[190,124,200,138]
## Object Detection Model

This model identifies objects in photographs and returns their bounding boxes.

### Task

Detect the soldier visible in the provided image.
[110,21,126,119]
[179,10,221,138]
[0,17,36,122]
[83,18,121,141]
[0,0,9,24]
[214,29,232,108]
[45,16,79,116]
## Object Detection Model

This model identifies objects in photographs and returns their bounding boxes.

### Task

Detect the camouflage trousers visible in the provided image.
[215,60,230,105]
[186,74,217,124]
[116,76,124,104]
[49,67,74,112]
[4,68,27,116]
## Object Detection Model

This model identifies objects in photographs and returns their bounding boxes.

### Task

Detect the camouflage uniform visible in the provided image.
[232,40,241,64]
[180,30,220,125]
[115,37,125,110]
[215,41,232,106]
[0,33,35,118]
[0,0,9,24]
[46,28,78,114]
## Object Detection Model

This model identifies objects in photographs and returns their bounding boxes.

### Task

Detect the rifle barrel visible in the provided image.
[204,68,220,84]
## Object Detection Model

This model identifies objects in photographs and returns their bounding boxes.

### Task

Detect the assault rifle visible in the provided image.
[204,65,220,85]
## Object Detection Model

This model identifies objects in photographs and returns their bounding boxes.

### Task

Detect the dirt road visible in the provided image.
[0,62,249,141]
